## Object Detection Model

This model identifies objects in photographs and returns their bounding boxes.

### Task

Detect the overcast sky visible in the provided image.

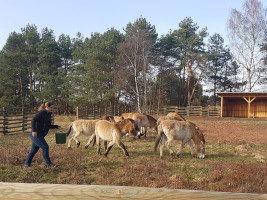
[0,0,258,49]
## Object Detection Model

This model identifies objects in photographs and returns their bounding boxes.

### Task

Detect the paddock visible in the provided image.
[1,182,266,199]
[0,116,266,196]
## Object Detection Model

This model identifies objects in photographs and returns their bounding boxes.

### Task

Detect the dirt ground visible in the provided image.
[189,117,267,144]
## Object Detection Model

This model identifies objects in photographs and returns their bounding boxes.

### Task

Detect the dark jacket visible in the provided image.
[31,110,58,136]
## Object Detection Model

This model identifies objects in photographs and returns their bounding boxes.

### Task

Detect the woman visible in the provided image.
[25,102,61,168]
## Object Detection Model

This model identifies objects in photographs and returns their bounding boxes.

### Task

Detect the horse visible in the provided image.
[122,113,157,138]
[120,112,134,119]
[157,112,186,126]
[95,118,142,157]
[114,116,124,122]
[167,112,186,121]
[66,115,115,148]
[154,120,205,159]
[144,114,158,132]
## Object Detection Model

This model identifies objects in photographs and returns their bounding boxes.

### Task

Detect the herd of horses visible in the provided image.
[66,112,206,159]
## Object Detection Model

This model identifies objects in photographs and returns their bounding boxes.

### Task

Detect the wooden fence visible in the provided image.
[0,105,220,134]
[0,107,35,135]
[1,182,266,200]
[76,105,221,119]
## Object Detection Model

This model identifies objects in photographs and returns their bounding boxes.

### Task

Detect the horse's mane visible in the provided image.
[198,131,206,144]
[188,121,205,144]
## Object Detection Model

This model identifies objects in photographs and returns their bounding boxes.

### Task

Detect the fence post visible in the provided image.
[76,107,79,120]
[22,107,26,132]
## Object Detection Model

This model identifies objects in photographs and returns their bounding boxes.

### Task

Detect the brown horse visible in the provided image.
[154,120,205,159]
[121,113,157,138]
[95,118,142,157]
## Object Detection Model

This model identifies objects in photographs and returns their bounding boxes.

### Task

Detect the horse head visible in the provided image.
[188,122,205,159]
[195,129,205,159]
[117,119,142,137]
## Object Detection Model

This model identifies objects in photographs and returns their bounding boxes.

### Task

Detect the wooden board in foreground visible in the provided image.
[0,182,266,200]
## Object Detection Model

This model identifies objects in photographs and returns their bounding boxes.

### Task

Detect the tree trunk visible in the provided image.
[187,61,202,106]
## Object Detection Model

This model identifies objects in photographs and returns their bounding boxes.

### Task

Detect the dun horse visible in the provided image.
[154,120,205,159]
[167,112,186,121]
[95,118,142,157]
[66,115,115,148]
[157,112,186,126]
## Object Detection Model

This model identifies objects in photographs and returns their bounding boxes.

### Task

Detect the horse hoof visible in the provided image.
[85,145,88,149]
[176,154,180,158]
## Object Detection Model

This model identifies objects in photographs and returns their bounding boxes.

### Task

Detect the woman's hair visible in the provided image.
[38,102,54,111]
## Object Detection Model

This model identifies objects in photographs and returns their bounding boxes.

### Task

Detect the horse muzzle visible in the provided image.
[198,154,205,159]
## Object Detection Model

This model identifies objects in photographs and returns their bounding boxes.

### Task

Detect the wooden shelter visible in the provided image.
[217,92,267,118]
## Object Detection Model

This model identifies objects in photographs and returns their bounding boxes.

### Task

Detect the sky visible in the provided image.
[0,0,258,50]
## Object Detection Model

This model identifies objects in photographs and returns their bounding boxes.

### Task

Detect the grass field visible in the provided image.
[0,115,266,194]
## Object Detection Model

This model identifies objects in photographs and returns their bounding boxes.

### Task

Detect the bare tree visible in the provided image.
[118,31,154,113]
[118,17,157,113]
[227,0,267,91]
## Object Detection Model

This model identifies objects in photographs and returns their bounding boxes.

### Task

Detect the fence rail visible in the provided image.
[77,105,221,119]
[0,107,35,135]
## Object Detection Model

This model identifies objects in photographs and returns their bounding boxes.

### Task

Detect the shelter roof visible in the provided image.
[217,92,267,98]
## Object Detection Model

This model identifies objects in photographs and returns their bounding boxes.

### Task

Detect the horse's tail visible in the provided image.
[154,125,164,154]
[66,122,73,137]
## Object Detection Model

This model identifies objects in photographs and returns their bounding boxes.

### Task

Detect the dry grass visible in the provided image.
[0,115,266,194]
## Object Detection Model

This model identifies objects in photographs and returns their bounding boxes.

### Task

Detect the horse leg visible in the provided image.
[166,139,175,158]
[85,134,96,149]
[73,135,80,148]
[104,141,108,151]
[159,135,166,158]
[96,135,101,155]
[67,136,73,148]
[188,140,197,157]
[138,126,142,139]
[68,131,78,148]
[103,141,115,157]
[176,140,187,158]
[144,127,147,138]
[116,140,129,157]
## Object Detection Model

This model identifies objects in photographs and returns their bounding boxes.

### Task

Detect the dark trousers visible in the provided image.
[25,132,52,166]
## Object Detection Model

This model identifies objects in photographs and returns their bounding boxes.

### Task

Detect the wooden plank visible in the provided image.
[0,182,266,200]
